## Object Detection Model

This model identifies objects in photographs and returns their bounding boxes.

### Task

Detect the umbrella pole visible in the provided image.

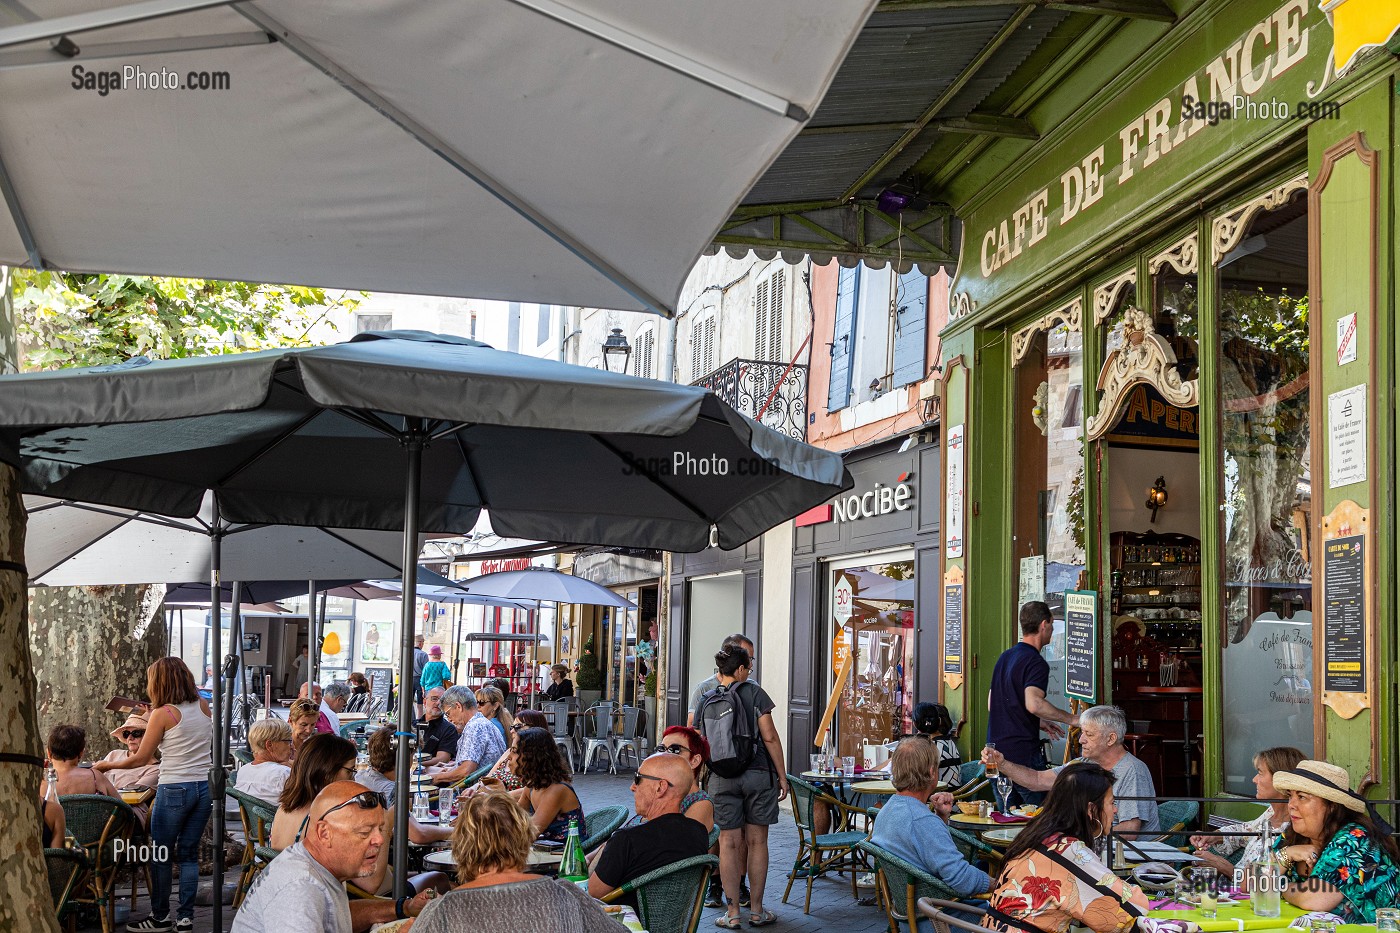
[209,513,226,933]
[393,426,426,900]
[307,579,317,697]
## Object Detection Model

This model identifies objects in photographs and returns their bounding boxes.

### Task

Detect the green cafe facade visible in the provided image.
[935,0,1399,802]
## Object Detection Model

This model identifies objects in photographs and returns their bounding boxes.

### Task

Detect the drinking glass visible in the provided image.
[810,754,823,774]
[437,788,454,822]
[994,775,1012,814]
[841,756,855,778]
[1375,908,1400,933]
[1309,919,1336,933]
[983,742,999,777]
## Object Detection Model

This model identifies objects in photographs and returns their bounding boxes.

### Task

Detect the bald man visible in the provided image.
[588,753,709,910]
[232,781,433,933]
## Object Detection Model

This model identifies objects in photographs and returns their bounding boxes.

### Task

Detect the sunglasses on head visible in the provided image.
[119,730,147,740]
[659,743,691,757]
[319,790,386,821]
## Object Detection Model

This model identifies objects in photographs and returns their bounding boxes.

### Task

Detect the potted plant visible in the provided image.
[575,633,604,710]
[641,670,658,743]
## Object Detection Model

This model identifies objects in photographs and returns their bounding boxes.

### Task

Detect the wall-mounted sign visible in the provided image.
[946,425,965,558]
[1320,501,1371,720]
[942,565,965,690]
[1104,384,1200,449]
[1019,556,1046,606]
[832,479,914,523]
[833,574,854,622]
[1063,590,1098,703]
[1327,385,1367,488]
[1336,312,1357,366]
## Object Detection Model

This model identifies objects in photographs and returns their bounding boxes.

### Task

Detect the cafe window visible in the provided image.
[827,555,915,757]
[1215,185,1313,794]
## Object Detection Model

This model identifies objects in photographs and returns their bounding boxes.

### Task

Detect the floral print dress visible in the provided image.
[1280,822,1400,923]
[983,835,1148,933]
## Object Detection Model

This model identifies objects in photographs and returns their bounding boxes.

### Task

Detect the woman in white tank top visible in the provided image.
[95,657,212,933]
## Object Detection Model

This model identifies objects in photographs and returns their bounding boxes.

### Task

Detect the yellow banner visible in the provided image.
[1324,0,1400,73]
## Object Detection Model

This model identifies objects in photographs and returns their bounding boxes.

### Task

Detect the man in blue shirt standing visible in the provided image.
[986,601,1077,806]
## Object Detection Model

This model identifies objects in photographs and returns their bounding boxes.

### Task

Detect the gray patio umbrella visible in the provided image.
[0,329,851,898]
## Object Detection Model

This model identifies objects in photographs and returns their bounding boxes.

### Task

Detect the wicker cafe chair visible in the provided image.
[916,897,990,933]
[858,840,967,933]
[602,854,718,933]
[45,846,90,932]
[951,762,988,801]
[783,776,870,914]
[60,794,139,933]
[228,788,279,907]
[1157,799,1199,835]
[948,826,1002,869]
[582,804,630,855]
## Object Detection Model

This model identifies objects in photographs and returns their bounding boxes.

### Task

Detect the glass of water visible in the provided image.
[1375,908,1400,933]
[841,756,856,778]
[810,754,822,774]
[437,787,454,822]
[1308,919,1336,933]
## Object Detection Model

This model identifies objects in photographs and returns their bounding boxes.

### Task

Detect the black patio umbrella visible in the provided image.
[0,329,850,898]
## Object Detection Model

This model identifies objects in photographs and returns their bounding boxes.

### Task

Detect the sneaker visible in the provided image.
[126,918,172,933]
[705,881,725,908]
[174,921,194,933]
[738,883,750,908]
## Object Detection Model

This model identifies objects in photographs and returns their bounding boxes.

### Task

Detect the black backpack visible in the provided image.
[696,682,760,778]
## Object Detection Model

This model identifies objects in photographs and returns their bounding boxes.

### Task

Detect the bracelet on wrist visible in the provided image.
[395,895,409,919]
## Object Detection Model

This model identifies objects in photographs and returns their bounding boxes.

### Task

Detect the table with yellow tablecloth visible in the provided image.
[1147,898,1374,933]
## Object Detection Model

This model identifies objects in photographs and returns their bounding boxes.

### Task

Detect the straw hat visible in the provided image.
[1271,759,1366,814]
[110,711,149,738]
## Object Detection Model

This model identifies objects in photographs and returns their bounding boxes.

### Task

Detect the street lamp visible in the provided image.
[602,328,632,373]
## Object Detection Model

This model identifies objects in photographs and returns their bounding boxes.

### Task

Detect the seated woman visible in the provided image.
[287,698,321,760]
[101,712,161,825]
[236,719,294,806]
[510,727,584,842]
[356,726,402,806]
[1189,746,1305,877]
[625,725,713,833]
[485,709,549,792]
[1271,759,1400,923]
[476,686,516,743]
[870,738,990,908]
[983,761,1148,933]
[270,733,451,897]
[47,724,119,798]
[411,790,627,933]
[345,672,371,713]
[912,701,964,789]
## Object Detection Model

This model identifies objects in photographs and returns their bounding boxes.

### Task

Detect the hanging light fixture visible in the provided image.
[1145,476,1168,523]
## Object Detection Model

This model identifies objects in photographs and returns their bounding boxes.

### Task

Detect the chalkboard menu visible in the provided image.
[1323,535,1366,693]
[942,581,963,676]
[1063,590,1097,702]
[366,666,394,713]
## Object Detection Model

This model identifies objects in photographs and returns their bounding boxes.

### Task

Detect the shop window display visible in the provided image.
[827,559,914,758]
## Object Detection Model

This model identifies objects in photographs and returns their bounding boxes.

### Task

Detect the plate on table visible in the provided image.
[982,827,1023,845]
[1010,805,1041,818]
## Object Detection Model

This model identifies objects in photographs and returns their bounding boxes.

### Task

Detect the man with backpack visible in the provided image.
[696,643,789,929]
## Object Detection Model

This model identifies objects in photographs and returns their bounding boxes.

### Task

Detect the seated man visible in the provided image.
[870,739,991,903]
[232,781,433,933]
[588,753,709,911]
[982,704,1160,837]
[428,686,506,786]
[414,686,459,766]
[320,683,351,736]
[47,724,119,798]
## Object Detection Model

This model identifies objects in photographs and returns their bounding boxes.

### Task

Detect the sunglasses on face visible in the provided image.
[659,744,692,757]
[119,730,147,740]
[632,772,668,788]
[320,790,386,821]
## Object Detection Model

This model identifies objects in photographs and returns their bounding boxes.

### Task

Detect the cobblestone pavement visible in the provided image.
[97,769,894,932]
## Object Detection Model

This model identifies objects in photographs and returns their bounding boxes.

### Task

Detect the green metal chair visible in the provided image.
[602,854,718,933]
[858,840,970,933]
[44,846,89,932]
[60,794,140,933]
[707,823,720,849]
[228,787,280,906]
[231,745,254,766]
[582,804,629,854]
[783,775,869,914]
[916,897,991,933]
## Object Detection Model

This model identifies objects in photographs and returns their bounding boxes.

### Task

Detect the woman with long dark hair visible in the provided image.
[510,727,584,842]
[94,657,212,933]
[1272,759,1400,922]
[912,701,963,788]
[983,762,1147,933]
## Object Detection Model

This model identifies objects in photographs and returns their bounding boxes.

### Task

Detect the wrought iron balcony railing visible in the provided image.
[692,358,808,441]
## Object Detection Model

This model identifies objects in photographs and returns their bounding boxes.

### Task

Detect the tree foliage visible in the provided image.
[11,270,360,369]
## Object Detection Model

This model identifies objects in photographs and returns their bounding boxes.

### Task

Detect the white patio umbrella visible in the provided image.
[0,0,876,315]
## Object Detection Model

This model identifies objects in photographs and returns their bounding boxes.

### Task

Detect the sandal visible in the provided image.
[715,916,743,930]
[749,910,778,927]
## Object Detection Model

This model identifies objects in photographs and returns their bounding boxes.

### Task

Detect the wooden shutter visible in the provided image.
[827,265,860,410]
[755,277,770,359]
[891,268,928,388]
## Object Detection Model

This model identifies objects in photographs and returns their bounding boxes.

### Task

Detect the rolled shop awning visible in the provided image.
[0,0,876,316]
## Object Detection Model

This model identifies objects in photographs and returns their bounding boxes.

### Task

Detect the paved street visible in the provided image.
[106,769,890,933]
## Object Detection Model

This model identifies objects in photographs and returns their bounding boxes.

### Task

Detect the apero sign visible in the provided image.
[832,474,915,523]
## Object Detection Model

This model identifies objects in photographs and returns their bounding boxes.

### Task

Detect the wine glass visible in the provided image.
[994,775,1012,814]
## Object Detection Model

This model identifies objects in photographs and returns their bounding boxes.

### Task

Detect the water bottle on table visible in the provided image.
[559,817,588,883]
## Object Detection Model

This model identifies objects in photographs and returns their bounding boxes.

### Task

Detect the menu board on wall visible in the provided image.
[1322,535,1366,693]
[1063,590,1097,703]
[366,666,393,713]
[942,566,964,689]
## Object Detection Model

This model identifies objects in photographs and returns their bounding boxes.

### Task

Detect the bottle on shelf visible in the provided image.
[559,817,588,883]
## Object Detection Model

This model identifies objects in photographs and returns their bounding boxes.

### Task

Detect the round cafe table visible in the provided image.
[980,826,1023,847]
[948,813,1002,829]
[424,846,562,869]
[849,779,897,796]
